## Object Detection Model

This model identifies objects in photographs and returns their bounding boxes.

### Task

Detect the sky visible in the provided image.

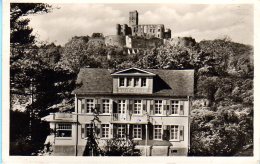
[27,4,253,46]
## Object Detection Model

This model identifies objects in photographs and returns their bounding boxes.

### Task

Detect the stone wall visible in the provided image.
[105,35,126,47]
[126,36,164,49]
[164,37,196,47]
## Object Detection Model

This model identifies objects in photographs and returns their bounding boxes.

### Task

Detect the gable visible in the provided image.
[111,68,156,76]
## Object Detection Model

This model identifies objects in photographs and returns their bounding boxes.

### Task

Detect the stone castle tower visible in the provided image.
[129,10,138,26]
[116,10,171,39]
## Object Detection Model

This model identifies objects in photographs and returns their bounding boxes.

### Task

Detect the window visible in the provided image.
[126,78,132,87]
[134,100,142,114]
[117,124,126,138]
[158,29,160,32]
[101,124,109,138]
[134,78,139,87]
[141,78,146,87]
[154,100,163,115]
[119,78,125,87]
[85,124,93,138]
[86,99,94,113]
[56,123,72,137]
[170,125,179,140]
[171,101,179,115]
[154,125,162,139]
[118,100,126,114]
[133,125,142,139]
[102,99,110,114]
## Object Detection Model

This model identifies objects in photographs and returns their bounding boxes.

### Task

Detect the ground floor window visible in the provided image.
[133,125,142,139]
[56,123,72,137]
[101,124,109,138]
[116,124,126,138]
[154,125,162,139]
[85,124,94,138]
[170,125,179,140]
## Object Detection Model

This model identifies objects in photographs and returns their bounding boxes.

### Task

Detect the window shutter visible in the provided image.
[96,123,101,138]
[109,99,113,114]
[113,125,117,138]
[150,100,154,115]
[163,103,167,115]
[142,124,146,140]
[180,101,184,115]
[129,100,134,115]
[142,100,147,114]
[82,99,86,113]
[110,124,113,138]
[96,99,101,114]
[54,124,57,137]
[148,124,153,140]
[129,124,133,139]
[113,100,118,114]
[166,100,171,116]
[179,125,184,141]
[81,124,85,139]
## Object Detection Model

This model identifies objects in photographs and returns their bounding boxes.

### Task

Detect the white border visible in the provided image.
[2,0,260,164]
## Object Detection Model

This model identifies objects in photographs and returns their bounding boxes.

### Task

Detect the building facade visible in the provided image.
[42,68,194,156]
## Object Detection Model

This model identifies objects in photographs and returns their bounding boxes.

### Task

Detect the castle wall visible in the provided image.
[105,35,126,47]
[88,37,105,47]
[164,37,196,47]
[132,24,164,39]
[126,36,164,49]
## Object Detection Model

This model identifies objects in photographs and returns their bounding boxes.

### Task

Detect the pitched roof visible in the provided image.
[73,68,194,96]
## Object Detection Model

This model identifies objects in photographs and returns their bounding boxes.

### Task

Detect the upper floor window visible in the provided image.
[141,78,147,87]
[102,99,110,114]
[126,77,132,87]
[56,123,72,137]
[154,100,163,115]
[101,124,109,138]
[133,125,142,139]
[86,99,94,113]
[134,78,139,87]
[154,125,162,140]
[118,100,126,114]
[171,101,180,115]
[119,78,125,87]
[170,125,179,140]
[133,100,142,114]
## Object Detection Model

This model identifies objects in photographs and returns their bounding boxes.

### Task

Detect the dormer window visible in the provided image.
[141,78,147,87]
[126,78,132,87]
[119,78,125,87]
[134,78,139,87]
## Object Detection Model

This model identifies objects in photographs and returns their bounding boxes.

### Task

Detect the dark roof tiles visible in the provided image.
[73,68,194,96]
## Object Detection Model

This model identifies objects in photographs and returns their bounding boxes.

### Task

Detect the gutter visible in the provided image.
[75,94,78,156]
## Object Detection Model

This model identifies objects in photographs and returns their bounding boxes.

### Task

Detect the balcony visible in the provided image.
[41,113,76,122]
[111,113,150,124]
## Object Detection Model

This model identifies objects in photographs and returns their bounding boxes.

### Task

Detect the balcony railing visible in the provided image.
[112,113,150,123]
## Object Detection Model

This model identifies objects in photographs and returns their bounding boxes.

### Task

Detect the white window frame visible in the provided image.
[56,123,72,138]
[133,77,139,87]
[133,125,142,139]
[170,125,179,141]
[154,125,162,140]
[85,99,94,114]
[118,100,126,114]
[154,100,163,115]
[102,99,110,114]
[117,124,126,139]
[85,123,94,138]
[126,77,132,87]
[119,77,125,87]
[171,100,180,115]
[133,100,142,115]
[101,124,110,139]
[141,78,147,87]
